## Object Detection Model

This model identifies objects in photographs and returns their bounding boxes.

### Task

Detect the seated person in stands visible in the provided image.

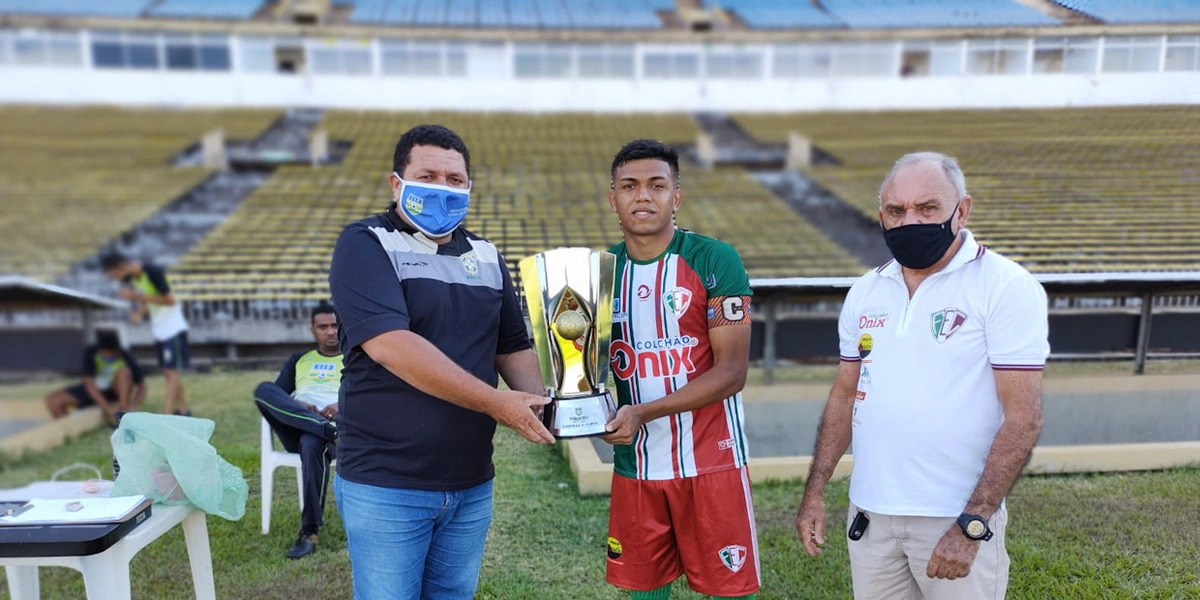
[45,328,146,422]
[254,303,342,559]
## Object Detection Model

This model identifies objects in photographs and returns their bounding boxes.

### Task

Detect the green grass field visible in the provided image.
[1,367,1198,599]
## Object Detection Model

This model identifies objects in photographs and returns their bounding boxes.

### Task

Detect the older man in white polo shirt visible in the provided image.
[795,152,1049,599]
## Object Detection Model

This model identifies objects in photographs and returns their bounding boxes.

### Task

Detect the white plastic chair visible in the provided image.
[259,417,303,535]
[260,417,337,535]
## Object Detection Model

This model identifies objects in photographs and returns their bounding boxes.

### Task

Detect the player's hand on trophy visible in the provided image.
[493,391,555,444]
[599,405,645,446]
[795,491,827,556]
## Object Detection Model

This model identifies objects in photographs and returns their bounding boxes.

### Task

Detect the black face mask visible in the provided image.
[881,205,960,270]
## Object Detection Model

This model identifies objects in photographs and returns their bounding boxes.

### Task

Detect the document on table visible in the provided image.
[0,495,147,525]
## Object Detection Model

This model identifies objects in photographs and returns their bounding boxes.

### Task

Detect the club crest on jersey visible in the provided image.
[719,545,747,573]
[931,308,968,343]
[663,288,692,320]
[461,253,480,279]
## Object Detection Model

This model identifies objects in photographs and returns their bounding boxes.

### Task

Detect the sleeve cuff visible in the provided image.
[344,314,410,349]
[839,355,861,362]
[991,363,1044,371]
[497,333,532,355]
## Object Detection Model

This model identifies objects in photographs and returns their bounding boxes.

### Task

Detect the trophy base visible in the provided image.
[544,391,617,439]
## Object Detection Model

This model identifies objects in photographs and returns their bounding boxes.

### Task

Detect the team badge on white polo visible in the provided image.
[838,229,1049,517]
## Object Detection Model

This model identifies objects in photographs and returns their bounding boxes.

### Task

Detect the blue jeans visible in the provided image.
[334,474,494,600]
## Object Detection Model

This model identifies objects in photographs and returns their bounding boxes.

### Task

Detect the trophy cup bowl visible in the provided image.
[519,248,618,438]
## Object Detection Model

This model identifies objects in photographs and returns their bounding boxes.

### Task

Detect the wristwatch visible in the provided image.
[956,513,993,542]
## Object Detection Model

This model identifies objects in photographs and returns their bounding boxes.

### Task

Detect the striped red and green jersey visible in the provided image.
[608,229,753,481]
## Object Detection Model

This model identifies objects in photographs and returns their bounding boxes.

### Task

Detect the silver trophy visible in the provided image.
[519,248,618,438]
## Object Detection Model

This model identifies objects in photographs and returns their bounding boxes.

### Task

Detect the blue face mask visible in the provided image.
[394,174,471,238]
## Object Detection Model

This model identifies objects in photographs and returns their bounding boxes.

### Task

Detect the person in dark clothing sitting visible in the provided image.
[254,304,342,559]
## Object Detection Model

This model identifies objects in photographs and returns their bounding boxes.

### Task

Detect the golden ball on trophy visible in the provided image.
[554,310,589,341]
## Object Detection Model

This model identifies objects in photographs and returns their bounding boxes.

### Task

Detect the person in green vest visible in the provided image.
[102,253,192,417]
[254,303,342,559]
[45,328,146,423]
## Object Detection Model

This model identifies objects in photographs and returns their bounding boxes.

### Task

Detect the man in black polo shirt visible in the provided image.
[329,124,554,600]
[45,329,145,422]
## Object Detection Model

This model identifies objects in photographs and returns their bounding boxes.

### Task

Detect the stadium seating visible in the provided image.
[819,0,1058,29]
[171,111,864,301]
[734,106,1200,273]
[0,0,151,18]
[148,0,264,20]
[0,107,278,282]
[1054,1,1200,24]
[349,0,671,29]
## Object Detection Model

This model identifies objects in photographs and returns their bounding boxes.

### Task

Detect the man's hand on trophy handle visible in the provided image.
[493,391,555,444]
[599,405,644,446]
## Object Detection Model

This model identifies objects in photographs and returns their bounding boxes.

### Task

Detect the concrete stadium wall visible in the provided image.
[3,67,1200,111]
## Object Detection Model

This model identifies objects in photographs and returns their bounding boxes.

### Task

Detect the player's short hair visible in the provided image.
[393,124,471,178]
[99,252,131,272]
[610,139,680,185]
[95,329,121,351]
[311,302,337,324]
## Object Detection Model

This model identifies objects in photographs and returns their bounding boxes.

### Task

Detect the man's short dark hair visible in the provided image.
[393,124,471,177]
[610,139,680,185]
[99,252,131,272]
[311,302,337,324]
[95,329,121,351]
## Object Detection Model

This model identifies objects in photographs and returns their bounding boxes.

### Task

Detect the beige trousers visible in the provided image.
[846,502,1009,600]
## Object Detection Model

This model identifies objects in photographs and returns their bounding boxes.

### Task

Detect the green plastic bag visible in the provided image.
[110,412,247,521]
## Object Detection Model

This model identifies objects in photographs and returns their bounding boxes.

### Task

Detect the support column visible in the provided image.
[201,129,227,170]
[309,127,329,166]
[696,132,716,170]
[763,299,778,386]
[81,307,96,344]
[786,131,812,171]
[1134,292,1154,375]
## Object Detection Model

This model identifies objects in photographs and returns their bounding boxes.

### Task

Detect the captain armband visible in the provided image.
[707,295,751,327]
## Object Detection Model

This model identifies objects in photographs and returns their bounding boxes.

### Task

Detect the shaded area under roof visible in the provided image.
[0,276,124,312]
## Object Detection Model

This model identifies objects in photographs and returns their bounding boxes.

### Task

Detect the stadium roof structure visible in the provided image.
[3,9,1200,44]
[0,276,124,312]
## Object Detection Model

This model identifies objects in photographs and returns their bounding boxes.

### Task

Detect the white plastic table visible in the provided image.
[0,483,215,600]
